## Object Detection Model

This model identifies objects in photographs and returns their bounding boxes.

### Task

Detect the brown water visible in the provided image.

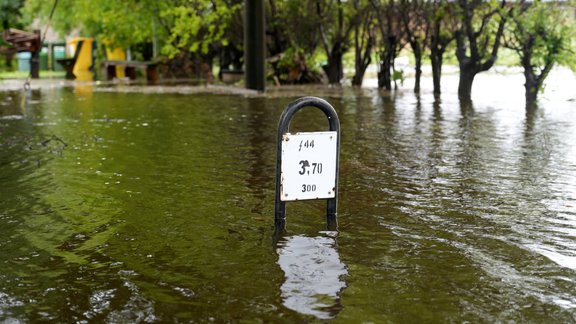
[0,75,575,322]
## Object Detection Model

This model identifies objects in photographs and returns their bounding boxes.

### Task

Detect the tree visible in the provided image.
[454,0,508,99]
[160,0,240,59]
[1,0,25,70]
[370,0,405,90]
[428,0,455,95]
[505,0,576,107]
[316,0,355,84]
[265,0,324,84]
[23,0,158,49]
[158,0,241,78]
[399,0,429,92]
[1,0,24,29]
[266,0,290,58]
[351,0,375,86]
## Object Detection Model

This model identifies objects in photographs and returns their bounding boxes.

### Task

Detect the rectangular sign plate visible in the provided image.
[281,131,337,201]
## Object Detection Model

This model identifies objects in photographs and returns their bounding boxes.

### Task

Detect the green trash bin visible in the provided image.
[40,49,49,71]
[53,45,66,71]
[17,52,31,72]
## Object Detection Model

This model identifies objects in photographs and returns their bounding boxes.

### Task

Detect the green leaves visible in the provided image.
[505,0,576,103]
[0,0,24,29]
[21,0,240,59]
[509,1,575,71]
[22,0,157,48]
[161,1,239,58]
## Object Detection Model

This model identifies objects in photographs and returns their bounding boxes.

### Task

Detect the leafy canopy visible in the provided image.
[22,0,240,58]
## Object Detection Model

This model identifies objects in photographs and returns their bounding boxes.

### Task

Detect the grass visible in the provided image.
[0,70,66,80]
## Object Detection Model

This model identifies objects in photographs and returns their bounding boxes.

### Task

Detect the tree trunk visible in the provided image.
[454,0,507,100]
[378,52,393,90]
[5,52,14,70]
[458,65,477,99]
[352,63,366,86]
[352,30,372,87]
[413,48,422,93]
[523,65,538,108]
[524,82,538,108]
[352,26,363,86]
[324,48,344,84]
[431,51,443,95]
[352,48,372,87]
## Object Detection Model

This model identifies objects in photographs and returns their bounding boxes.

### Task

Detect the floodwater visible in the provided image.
[0,69,575,322]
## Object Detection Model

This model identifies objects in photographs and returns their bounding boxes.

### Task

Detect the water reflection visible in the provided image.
[517,107,576,271]
[275,231,348,319]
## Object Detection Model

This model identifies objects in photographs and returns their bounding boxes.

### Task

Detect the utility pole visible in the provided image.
[244,0,266,91]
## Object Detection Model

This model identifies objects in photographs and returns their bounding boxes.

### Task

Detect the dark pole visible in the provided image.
[244,0,266,91]
[30,30,41,79]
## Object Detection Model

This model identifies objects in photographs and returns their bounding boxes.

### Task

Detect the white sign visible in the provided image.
[281,131,337,201]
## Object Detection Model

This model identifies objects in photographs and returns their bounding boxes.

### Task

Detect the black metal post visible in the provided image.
[275,96,341,231]
[244,0,266,91]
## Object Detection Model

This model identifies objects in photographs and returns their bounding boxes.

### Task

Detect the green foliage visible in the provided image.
[507,1,576,74]
[160,0,240,58]
[22,0,241,59]
[504,0,576,103]
[0,0,24,29]
[279,0,321,54]
[270,46,325,83]
[392,69,405,85]
[22,0,158,48]
[533,1,575,70]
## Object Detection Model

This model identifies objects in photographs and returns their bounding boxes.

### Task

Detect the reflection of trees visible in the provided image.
[423,98,498,211]
[454,99,482,203]
[0,89,130,319]
[87,95,290,320]
[419,95,444,184]
[18,89,124,266]
[0,91,78,265]
[243,98,276,216]
[336,92,399,218]
[519,107,551,175]
[512,107,572,267]
[0,91,54,261]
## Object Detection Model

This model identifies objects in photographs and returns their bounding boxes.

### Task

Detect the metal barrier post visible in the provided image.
[275,96,341,231]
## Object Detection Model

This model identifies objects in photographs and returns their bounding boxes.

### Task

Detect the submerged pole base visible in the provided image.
[327,214,338,231]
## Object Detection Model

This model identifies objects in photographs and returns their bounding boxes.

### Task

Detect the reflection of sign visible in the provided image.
[280,132,337,201]
[276,234,347,320]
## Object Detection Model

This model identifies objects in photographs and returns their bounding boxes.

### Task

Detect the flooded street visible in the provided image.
[0,69,575,322]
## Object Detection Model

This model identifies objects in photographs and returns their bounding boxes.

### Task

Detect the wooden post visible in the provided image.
[244,0,265,91]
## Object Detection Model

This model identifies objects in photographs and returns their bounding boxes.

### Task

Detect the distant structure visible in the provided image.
[2,29,41,78]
